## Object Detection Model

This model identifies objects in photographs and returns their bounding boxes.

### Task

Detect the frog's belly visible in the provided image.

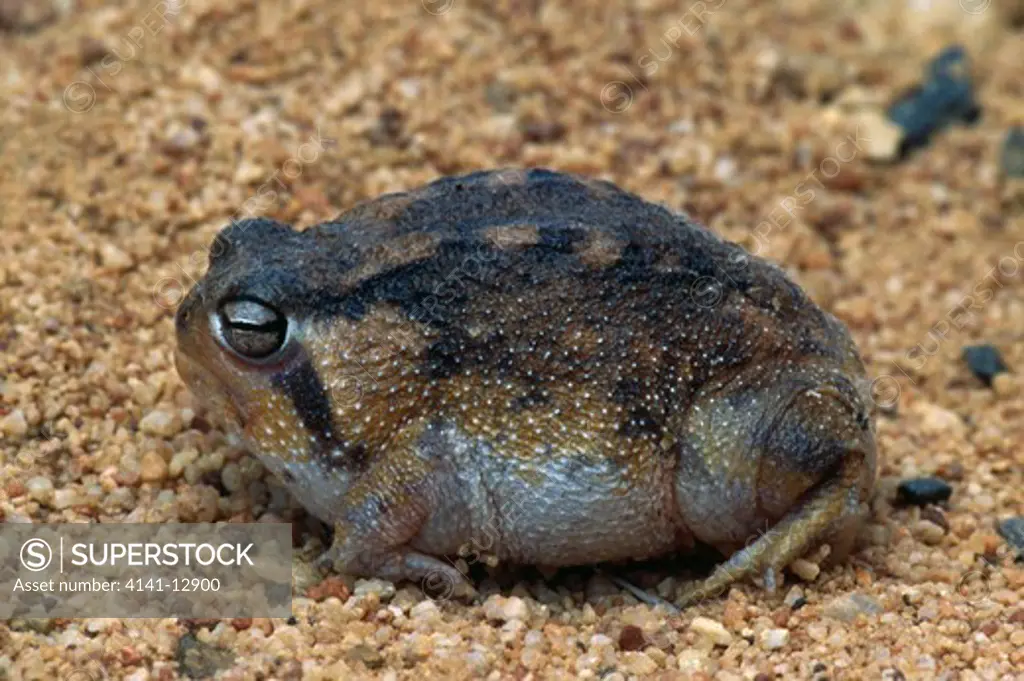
[413,442,691,567]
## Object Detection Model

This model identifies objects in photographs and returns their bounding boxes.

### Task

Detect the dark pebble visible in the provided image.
[1001,127,1024,178]
[887,45,979,156]
[78,37,108,66]
[921,506,950,532]
[521,119,567,144]
[485,81,518,112]
[962,344,1009,386]
[368,107,405,146]
[618,624,647,651]
[896,477,952,506]
[997,517,1024,561]
[176,633,236,680]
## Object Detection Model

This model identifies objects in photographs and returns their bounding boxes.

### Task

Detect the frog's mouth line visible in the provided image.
[174,347,248,432]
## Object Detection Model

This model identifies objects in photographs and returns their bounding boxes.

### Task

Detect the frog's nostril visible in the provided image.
[175,296,196,335]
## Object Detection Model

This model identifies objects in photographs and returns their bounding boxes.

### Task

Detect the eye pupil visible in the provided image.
[219,299,287,359]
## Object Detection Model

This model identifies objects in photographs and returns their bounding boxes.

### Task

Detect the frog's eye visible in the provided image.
[217,298,288,359]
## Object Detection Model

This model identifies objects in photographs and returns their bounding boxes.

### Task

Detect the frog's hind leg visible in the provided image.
[676,451,867,608]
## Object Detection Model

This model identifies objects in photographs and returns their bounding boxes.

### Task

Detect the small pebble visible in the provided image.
[824,593,883,622]
[936,461,965,481]
[140,451,169,482]
[783,585,805,608]
[51,489,80,509]
[346,644,385,669]
[677,649,718,675]
[233,161,265,185]
[163,127,202,157]
[920,506,950,532]
[991,373,1018,398]
[760,628,790,650]
[790,558,821,582]
[354,578,397,602]
[220,462,243,493]
[913,519,946,545]
[916,403,965,438]
[84,618,114,634]
[962,345,1010,387]
[621,651,658,676]
[896,477,952,506]
[618,624,646,652]
[99,243,133,271]
[520,119,566,144]
[689,616,733,647]
[192,64,222,96]
[176,634,235,679]
[997,517,1024,560]
[0,408,29,437]
[168,449,199,478]
[853,109,904,162]
[483,595,529,623]
[410,599,440,621]
[304,576,350,602]
[139,409,182,437]
[25,476,55,504]
[1001,126,1024,178]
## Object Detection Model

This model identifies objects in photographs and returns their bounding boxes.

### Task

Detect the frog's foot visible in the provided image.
[315,540,476,600]
[676,452,866,608]
[598,568,680,613]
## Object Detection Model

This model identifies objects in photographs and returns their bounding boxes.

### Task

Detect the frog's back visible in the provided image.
[327,167,716,258]
[288,169,859,446]
[309,168,827,339]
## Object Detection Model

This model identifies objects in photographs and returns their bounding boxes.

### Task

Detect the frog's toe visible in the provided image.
[313,544,343,574]
[387,551,473,601]
[763,566,779,593]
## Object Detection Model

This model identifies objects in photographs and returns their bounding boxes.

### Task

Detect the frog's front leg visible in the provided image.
[313,448,472,596]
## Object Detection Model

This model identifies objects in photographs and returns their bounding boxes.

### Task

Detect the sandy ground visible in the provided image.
[1,0,1023,679]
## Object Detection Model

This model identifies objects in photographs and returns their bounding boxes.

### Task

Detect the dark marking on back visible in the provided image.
[342,297,367,320]
[612,378,644,405]
[609,243,657,285]
[618,406,663,438]
[510,388,551,413]
[537,222,586,252]
[424,337,465,379]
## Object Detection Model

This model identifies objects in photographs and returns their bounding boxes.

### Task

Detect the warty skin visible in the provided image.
[175,168,877,605]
